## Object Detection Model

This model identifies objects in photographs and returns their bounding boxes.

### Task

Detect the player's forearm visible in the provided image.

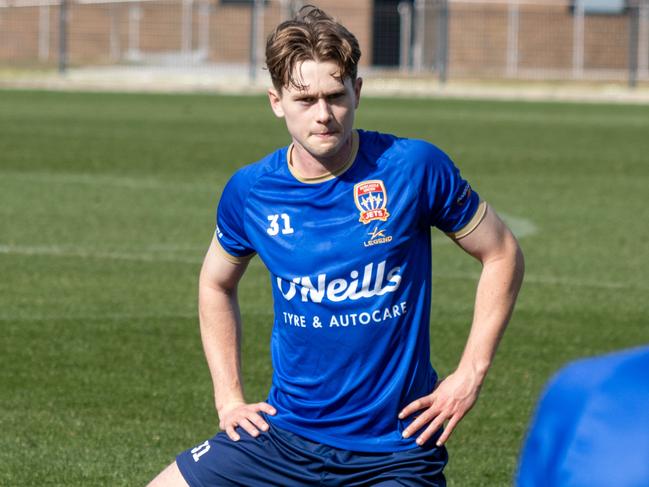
[198,281,246,412]
[457,234,524,382]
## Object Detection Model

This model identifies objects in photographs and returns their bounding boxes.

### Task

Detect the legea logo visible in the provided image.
[277,260,402,303]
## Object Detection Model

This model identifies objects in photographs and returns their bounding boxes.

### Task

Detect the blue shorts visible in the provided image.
[176,418,447,486]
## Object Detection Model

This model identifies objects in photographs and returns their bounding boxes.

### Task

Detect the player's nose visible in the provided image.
[315,98,333,124]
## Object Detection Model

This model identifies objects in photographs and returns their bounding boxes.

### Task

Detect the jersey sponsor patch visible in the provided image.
[354,180,390,224]
[276,259,402,303]
[363,227,393,247]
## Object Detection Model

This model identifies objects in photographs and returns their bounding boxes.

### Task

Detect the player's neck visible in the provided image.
[290,132,356,181]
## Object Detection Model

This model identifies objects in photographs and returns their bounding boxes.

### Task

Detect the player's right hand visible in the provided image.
[217,401,277,441]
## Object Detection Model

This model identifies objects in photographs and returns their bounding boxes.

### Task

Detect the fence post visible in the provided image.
[198,1,210,60]
[398,1,413,72]
[413,0,425,72]
[249,0,265,83]
[58,0,68,73]
[279,0,290,21]
[639,0,649,79]
[127,4,142,61]
[181,0,193,60]
[506,0,519,77]
[436,0,449,83]
[39,6,50,62]
[109,4,120,61]
[572,0,584,79]
[629,1,639,88]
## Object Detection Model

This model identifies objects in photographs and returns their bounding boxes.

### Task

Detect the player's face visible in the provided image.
[268,60,362,165]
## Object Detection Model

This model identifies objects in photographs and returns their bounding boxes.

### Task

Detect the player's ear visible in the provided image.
[268,88,285,118]
[353,77,363,109]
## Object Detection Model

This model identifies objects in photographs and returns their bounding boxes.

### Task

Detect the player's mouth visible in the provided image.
[313,131,338,138]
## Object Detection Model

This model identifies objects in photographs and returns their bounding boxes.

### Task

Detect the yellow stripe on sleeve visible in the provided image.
[214,232,256,264]
[446,200,488,240]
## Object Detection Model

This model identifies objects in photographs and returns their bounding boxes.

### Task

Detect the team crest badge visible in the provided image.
[354,180,390,224]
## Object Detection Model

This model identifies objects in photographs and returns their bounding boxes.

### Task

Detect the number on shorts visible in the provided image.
[191,440,211,462]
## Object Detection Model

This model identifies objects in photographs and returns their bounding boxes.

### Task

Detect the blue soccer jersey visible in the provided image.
[215,129,484,452]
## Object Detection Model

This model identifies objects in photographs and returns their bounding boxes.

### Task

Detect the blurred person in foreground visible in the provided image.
[517,345,649,487]
[148,5,524,486]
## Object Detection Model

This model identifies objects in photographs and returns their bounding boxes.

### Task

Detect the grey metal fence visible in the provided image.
[0,0,647,86]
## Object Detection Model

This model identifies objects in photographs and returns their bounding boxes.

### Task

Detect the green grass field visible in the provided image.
[1,89,648,486]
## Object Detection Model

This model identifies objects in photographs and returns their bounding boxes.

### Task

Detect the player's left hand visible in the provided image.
[398,369,482,447]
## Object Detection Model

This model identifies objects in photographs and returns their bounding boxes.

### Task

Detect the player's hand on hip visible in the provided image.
[398,370,481,447]
[217,401,276,442]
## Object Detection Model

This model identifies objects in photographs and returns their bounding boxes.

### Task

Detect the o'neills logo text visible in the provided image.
[277,260,401,303]
[354,180,390,224]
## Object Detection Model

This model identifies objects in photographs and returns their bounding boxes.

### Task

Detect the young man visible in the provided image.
[149,6,524,486]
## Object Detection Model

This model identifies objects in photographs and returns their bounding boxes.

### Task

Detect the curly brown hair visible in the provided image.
[265,5,361,93]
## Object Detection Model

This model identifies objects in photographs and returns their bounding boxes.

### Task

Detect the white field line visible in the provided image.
[432,212,538,244]
[0,242,643,291]
[436,271,632,290]
[0,311,197,322]
[421,110,649,128]
[0,309,273,323]
[0,213,538,264]
[499,213,538,239]
[2,217,641,291]
[0,244,203,265]
[1,170,218,193]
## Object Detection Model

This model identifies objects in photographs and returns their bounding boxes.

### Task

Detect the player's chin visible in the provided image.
[308,134,343,153]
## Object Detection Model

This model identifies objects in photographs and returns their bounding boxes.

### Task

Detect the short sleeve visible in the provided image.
[422,144,484,238]
[215,171,256,263]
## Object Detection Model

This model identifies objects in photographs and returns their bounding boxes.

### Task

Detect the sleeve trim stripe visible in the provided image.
[447,200,488,240]
[214,233,256,264]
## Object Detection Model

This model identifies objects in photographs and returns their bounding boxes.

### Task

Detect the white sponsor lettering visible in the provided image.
[277,276,300,300]
[276,260,402,303]
[329,301,408,327]
[282,312,306,327]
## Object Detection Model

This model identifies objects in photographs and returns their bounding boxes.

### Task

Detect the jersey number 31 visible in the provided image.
[267,213,294,236]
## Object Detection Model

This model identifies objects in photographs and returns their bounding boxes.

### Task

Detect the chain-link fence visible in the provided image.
[1,0,648,85]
